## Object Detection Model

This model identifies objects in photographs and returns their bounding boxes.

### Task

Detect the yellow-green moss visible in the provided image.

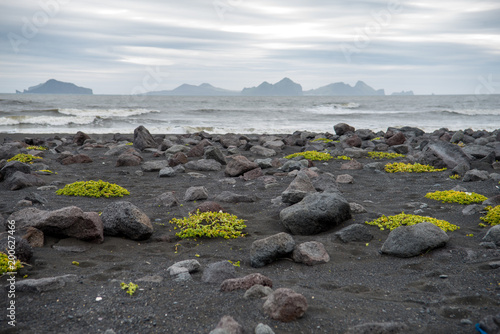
[56,180,130,198]
[126,142,133,146]
[26,146,48,151]
[170,210,246,239]
[480,205,500,226]
[368,152,406,159]
[425,190,487,204]
[7,154,43,164]
[311,138,333,143]
[285,151,333,161]
[121,282,138,296]
[449,174,461,180]
[0,252,23,275]
[335,155,352,161]
[371,137,382,141]
[365,212,459,232]
[385,162,447,173]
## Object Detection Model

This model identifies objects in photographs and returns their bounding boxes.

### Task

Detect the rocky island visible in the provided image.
[16,79,93,95]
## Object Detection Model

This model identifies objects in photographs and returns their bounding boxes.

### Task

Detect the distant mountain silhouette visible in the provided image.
[17,79,93,94]
[241,78,303,96]
[391,90,414,96]
[304,81,384,96]
[144,78,397,96]
[147,83,239,96]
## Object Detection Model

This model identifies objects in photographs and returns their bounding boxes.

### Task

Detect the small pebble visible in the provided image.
[439,275,448,279]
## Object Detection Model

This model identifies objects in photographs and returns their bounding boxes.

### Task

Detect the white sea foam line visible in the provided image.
[58,108,160,118]
[0,115,95,126]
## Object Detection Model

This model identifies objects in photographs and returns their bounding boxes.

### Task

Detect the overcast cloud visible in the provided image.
[1,0,499,94]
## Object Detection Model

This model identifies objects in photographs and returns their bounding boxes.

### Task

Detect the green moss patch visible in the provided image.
[26,146,48,151]
[285,151,333,161]
[425,190,487,204]
[1,252,23,275]
[169,210,246,239]
[7,154,43,164]
[311,138,333,143]
[368,152,406,159]
[385,162,447,173]
[56,180,130,198]
[481,205,500,226]
[365,212,459,232]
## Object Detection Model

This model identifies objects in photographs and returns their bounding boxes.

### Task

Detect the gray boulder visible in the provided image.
[142,160,170,172]
[334,123,355,136]
[244,285,274,300]
[5,171,46,191]
[292,241,330,266]
[204,146,227,165]
[8,206,103,243]
[280,192,351,235]
[281,170,316,204]
[185,159,222,171]
[0,235,33,262]
[250,232,295,268]
[101,201,153,241]
[13,274,78,293]
[225,155,259,177]
[483,225,500,246]
[202,261,237,284]
[0,161,31,181]
[250,145,277,157]
[463,169,489,182]
[462,144,495,159]
[155,192,180,208]
[420,140,470,169]
[158,167,176,177]
[263,288,308,322]
[133,125,157,151]
[381,222,449,258]
[220,273,273,292]
[214,191,255,203]
[184,186,209,201]
[209,316,243,334]
[335,224,373,243]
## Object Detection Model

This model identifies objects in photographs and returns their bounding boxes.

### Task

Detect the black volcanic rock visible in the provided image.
[304,81,384,96]
[241,78,303,96]
[18,79,93,95]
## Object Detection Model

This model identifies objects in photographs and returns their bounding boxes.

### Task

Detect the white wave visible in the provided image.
[0,115,95,126]
[58,108,159,118]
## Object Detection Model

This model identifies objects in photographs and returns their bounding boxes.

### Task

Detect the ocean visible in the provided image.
[0,94,499,135]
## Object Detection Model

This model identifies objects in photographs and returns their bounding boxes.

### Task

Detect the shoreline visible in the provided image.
[1,125,499,333]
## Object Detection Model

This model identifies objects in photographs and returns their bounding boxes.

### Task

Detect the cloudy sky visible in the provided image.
[1,0,499,95]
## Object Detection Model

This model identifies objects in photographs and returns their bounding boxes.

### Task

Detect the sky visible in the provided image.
[1,0,499,95]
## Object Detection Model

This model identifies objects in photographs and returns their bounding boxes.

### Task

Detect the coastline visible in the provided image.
[0,125,499,333]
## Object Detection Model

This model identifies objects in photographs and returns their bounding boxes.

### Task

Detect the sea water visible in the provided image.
[0,94,499,134]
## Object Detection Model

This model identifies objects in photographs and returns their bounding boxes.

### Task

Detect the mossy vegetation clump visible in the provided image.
[169,210,246,239]
[7,153,43,164]
[26,146,48,151]
[480,206,500,226]
[365,212,459,232]
[335,155,352,160]
[284,151,333,161]
[311,138,334,143]
[385,162,447,173]
[121,282,138,296]
[425,190,487,204]
[368,152,406,159]
[0,252,23,275]
[56,180,130,198]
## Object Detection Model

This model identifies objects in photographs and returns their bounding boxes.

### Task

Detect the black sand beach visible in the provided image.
[0,126,499,334]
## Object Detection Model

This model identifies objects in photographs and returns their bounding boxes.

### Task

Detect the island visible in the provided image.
[16,79,93,95]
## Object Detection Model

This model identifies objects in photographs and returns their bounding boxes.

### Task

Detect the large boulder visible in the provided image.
[381,222,449,258]
[334,123,355,136]
[483,225,500,246]
[73,131,90,146]
[250,145,277,157]
[202,261,237,284]
[280,192,351,235]
[5,171,45,191]
[184,159,222,171]
[61,154,93,165]
[116,150,143,167]
[184,186,209,201]
[335,224,373,243]
[420,141,471,169]
[204,146,227,165]
[281,170,316,204]
[250,232,295,268]
[263,288,308,322]
[220,273,273,292]
[225,155,259,177]
[0,161,31,181]
[101,201,153,240]
[8,206,103,243]
[292,241,330,266]
[133,125,157,151]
